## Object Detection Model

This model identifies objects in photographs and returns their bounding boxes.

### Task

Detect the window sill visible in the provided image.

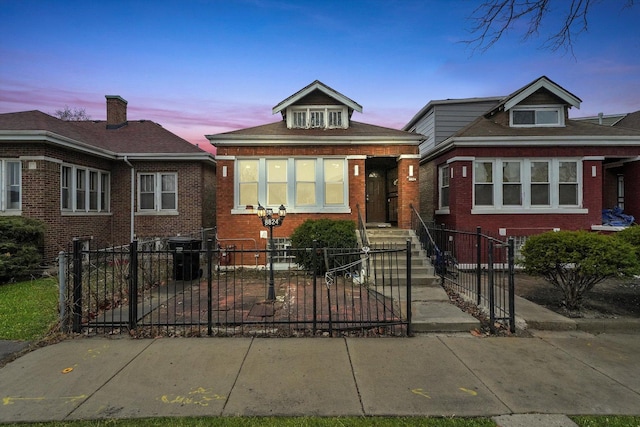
[61,211,112,216]
[591,225,629,232]
[435,208,450,215]
[0,211,22,216]
[471,208,588,215]
[231,207,351,215]
[135,210,179,216]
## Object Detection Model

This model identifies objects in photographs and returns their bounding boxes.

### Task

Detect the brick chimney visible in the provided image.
[106,95,128,129]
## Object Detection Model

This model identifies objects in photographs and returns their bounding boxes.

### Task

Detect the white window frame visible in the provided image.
[502,161,522,206]
[61,164,110,214]
[510,105,564,127]
[438,164,450,209]
[1,159,22,214]
[266,159,288,206]
[288,106,348,129]
[137,172,178,214]
[309,110,325,128]
[233,157,349,214]
[472,158,584,214]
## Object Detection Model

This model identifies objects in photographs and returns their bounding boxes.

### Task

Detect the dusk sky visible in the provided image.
[1,0,639,151]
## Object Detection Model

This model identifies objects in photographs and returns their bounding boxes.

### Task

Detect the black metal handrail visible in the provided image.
[409,204,440,261]
[356,204,371,248]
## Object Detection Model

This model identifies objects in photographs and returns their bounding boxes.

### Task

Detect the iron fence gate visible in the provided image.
[410,205,516,333]
[63,239,412,337]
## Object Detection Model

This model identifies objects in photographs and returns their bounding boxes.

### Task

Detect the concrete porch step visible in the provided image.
[369,273,440,287]
[374,284,481,333]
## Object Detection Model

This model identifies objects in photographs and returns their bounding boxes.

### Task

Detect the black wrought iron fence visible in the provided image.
[410,205,515,333]
[62,239,412,337]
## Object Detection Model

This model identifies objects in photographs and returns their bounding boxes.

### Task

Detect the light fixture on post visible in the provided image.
[256,203,286,301]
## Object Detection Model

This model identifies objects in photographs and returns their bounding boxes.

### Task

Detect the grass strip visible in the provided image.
[0,277,58,340]
[0,416,497,427]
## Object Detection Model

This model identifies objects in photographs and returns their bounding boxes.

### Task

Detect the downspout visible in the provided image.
[124,156,135,241]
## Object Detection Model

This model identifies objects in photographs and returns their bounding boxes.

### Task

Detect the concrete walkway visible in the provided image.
[1,331,639,424]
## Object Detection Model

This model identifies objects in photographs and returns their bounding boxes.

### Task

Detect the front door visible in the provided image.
[366,170,386,223]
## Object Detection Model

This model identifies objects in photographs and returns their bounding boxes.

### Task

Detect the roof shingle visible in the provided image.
[0,110,207,155]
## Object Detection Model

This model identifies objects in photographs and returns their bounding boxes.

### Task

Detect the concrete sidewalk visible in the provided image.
[1,332,639,424]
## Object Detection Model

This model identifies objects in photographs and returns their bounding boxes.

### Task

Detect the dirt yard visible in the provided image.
[514,273,640,319]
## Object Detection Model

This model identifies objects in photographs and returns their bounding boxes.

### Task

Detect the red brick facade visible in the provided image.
[215,144,419,255]
[1,144,215,261]
[428,145,639,239]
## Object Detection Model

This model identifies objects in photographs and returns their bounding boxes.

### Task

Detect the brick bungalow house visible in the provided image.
[0,96,216,262]
[207,80,423,262]
[404,76,640,241]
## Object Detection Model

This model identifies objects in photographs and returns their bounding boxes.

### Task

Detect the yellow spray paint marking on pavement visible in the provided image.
[83,344,109,360]
[159,387,225,407]
[459,387,478,396]
[3,395,87,405]
[411,388,431,399]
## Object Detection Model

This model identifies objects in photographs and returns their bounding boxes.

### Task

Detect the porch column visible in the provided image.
[397,155,420,229]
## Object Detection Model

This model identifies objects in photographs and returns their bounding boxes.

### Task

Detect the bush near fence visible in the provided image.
[0,217,45,284]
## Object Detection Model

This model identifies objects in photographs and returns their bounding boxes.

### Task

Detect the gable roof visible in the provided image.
[492,75,581,113]
[0,110,214,162]
[272,80,363,115]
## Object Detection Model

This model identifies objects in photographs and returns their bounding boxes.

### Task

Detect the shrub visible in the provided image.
[0,217,45,284]
[614,225,640,260]
[519,230,640,310]
[289,219,358,274]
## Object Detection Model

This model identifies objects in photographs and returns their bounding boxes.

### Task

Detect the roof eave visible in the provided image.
[117,153,216,164]
[0,130,118,159]
[272,81,363,115]
[421,135,640,162]
[208,135,422,146]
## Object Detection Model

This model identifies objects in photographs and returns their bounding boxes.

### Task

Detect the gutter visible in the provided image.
[123,156,135,241]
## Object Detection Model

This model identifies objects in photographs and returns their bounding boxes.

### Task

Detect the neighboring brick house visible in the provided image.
[207,80,423,261]
[404,76,640,240]
[0,96,216,262]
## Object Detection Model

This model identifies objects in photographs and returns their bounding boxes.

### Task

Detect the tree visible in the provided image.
[519,230,639,310]
[54,105,91,121]
[466,0,635,55]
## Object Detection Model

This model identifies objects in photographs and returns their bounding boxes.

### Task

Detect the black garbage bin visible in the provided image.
[168,237,202,281]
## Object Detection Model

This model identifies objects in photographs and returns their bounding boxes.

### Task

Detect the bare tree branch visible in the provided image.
[53,105,91,121]
[464,0,633,56]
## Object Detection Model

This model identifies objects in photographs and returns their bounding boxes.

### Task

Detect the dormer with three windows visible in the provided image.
[272,80,363,130]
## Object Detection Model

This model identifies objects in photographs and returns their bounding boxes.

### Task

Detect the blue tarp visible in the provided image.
[602,207,635,226]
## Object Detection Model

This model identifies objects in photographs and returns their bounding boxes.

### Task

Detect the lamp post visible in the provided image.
[257,204,286,301]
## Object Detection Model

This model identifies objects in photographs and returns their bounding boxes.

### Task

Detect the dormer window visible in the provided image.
[511,106,563,127]
[328,111,342,127]
[293,111,306,128]
[310,110,324,128]
[289,106,347,129]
